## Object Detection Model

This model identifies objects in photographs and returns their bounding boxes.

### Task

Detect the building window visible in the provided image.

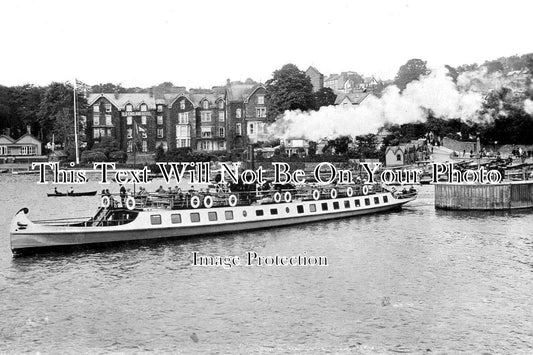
[236,108,241,118]
[157,115,163,125]
[141,131,147,139]
[219,111,225,121]
[178,112,189,124]
[248,123,255,135]
[21,146,36,155]
[157,128,164,138]
[93,129,100,139]
[157,104,163,112]
[126,116,132,125]
[201,127,212,138]
[201,112,212,122]
[93,105,100,113]
[396,154,402,161]
[150,215,162,225]
[140,103,147,112]
[126,104,133,112]
[190,213,200,223]
[219,127,225,137]
[142,140,147,152]
[105,104,112,113]
[180,100,185,110]
[141,116,147,125]
[218,100,224,109]
[219,141,226,150]
[200,141,212,150]
[225,211,234,220]
[171,214,182,224]
[208,212,218,221]
[256,107,266,118]
[0,146,7,155]
[236,123,242,135]
[127,140,133,152]
[202,100,209,110]
[257,95,264,105]
[105,115,112,126]
[127,128,133,138]
[93,115,100,126]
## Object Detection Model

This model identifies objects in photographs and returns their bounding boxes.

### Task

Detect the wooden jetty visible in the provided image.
[435,181,533,210]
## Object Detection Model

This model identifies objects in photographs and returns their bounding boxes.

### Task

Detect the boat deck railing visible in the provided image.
[100,183,400,211]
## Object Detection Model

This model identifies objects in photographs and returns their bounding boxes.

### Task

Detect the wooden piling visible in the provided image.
[434,181,533,210]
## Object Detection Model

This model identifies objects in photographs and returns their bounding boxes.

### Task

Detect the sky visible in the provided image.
[1,0,532,89]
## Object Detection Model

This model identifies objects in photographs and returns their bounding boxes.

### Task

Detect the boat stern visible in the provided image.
[10,208,34,253]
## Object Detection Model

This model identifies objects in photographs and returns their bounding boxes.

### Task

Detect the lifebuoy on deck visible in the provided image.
[191,196,201,208]
[362,185,369,195]
[273,192,282,203]
[330,188,338,199]
[228,194,238,207]
[125,196,136,210]
[346,186,353,197]
[284,191,292,203]
[101,196,111,208]
[203,195,213,208]
[312,189,320,200]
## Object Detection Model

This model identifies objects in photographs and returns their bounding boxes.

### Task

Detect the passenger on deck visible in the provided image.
[55,187,59,194]
[156,185,165,193]
[119,184,127,206]
[68,187,74,194]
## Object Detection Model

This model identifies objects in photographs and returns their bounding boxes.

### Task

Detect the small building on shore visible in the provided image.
[0,133,43,162]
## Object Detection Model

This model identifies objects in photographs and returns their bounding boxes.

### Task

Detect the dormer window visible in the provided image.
[180,100,185,110]
[140,104,148,112]
[125,104,133,112]
[218,100,224,109]
[93,105,100,113]
[257,95,264,105]
[157,104,163,112]
[236,108,242,118]
[202,100,209,110]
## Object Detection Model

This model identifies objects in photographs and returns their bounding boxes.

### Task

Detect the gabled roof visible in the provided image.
[164,92,197,108]
[225,83,256,102]
[87,93,157,110]
[0,134,15,143]
[334,92,371,105]
[306,66,322,75]
[243,84,266,103]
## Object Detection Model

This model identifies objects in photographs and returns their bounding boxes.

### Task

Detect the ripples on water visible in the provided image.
[0,175,532,353]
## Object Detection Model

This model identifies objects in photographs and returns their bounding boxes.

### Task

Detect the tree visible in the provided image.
[314,87,337,109]
[38,82,87,149]
[327,136,352,155]
[91,83,126,93]
[355,134,378,159]
[265,64,315,120]
[444,65,459,83]
[394,59,429,90]
[484,60,504,74]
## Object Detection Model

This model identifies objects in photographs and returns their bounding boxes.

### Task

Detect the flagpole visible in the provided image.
[73,79,80,165]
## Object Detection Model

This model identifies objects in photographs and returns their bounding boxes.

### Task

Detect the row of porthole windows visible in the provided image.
[149,195,389,225]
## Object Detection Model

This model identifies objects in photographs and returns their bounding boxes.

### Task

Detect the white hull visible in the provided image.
[10,192,415,253]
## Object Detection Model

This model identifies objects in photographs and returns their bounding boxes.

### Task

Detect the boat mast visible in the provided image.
[73,79,80,165]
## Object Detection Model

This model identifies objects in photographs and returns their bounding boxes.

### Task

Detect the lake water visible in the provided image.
[0,175,532,354]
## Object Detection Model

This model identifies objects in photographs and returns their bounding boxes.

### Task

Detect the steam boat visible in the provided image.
[10,183,417,254]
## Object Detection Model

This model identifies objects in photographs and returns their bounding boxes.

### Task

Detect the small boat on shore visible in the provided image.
[11,183,417,255]
[47,190,98,197]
